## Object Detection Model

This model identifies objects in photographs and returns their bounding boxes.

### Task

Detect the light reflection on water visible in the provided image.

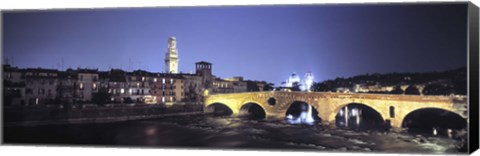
[286,106,315,125]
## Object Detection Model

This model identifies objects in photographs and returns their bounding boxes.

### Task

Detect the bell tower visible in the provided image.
[165,37,179,73]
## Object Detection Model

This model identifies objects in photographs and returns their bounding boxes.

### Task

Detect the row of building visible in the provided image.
[3,62,268,106]
[4,37,271,106]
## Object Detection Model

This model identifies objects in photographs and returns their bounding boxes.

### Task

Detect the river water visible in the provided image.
[3,114,465,154]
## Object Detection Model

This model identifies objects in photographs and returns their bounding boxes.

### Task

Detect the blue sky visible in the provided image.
[3,4,468,85]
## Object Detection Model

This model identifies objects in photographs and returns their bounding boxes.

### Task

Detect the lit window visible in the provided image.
[35,98,39,105]
[170,78,173,84]
[120,88,125,94]
[162,97,165,103]
[79,83,84,90]
[137,83,140,88]
[142,77,145,81]
[93,83,97,90]
[154,78,157,82]
[162,78,165,84]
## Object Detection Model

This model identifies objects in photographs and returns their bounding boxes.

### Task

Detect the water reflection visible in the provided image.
[335,104,385,131]
[286,104,315,125]
[285,102,321,125]
[3,114,465,153]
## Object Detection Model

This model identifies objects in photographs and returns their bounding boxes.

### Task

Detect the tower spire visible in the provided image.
[165,37,179,73]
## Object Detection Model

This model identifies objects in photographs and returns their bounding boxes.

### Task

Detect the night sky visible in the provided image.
[2,3,468,85]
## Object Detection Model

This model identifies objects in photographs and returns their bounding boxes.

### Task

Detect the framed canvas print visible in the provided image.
[1,1,479,155]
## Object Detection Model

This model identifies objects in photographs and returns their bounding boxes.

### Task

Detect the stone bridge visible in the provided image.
[204,91,468,129]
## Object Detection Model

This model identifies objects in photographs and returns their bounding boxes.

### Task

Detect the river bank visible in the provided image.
[3,103,204,126]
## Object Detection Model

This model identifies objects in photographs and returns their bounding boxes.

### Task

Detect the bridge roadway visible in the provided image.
[204,91,467,130]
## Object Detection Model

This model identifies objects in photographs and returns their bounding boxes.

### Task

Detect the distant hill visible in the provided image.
[313,67,467,95]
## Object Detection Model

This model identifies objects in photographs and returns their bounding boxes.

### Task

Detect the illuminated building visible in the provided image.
[281,72,315,92]
[23,68,59,105]
[76,68,99,102]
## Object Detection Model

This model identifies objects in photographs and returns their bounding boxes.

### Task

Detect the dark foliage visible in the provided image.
[312,66,466,95]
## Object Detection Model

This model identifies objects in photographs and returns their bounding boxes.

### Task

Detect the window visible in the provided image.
[80,75,83,81]
[142,77,145,81]
[162,78,166,84]
[120,88,125,94]
[38,89,45,94]
[170,78,173,84]
[154,78,157,82]
[389,106,395,118]
[136,83,140,88]
[93,83,97,90]
[79,83,84,90]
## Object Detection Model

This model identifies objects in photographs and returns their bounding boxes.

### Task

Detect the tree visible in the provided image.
[291,82,301,91]
[423,84,452,95]
[123,97,134,104]
[263,83,275,91]
[390,85,404,94]
[246,81,260,92]
[404,85,420,95]
[92,88,111,105]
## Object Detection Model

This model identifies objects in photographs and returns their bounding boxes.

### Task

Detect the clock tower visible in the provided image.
[165,37,179,73]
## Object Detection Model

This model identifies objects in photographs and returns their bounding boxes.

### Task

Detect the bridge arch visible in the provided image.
[401,107,467,136]
[239,102,267,119]
[205,102,234,116]
[284,101,322,123]
[332,103,386,131]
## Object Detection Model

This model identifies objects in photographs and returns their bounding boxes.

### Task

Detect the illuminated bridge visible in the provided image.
[204,91,468,130]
